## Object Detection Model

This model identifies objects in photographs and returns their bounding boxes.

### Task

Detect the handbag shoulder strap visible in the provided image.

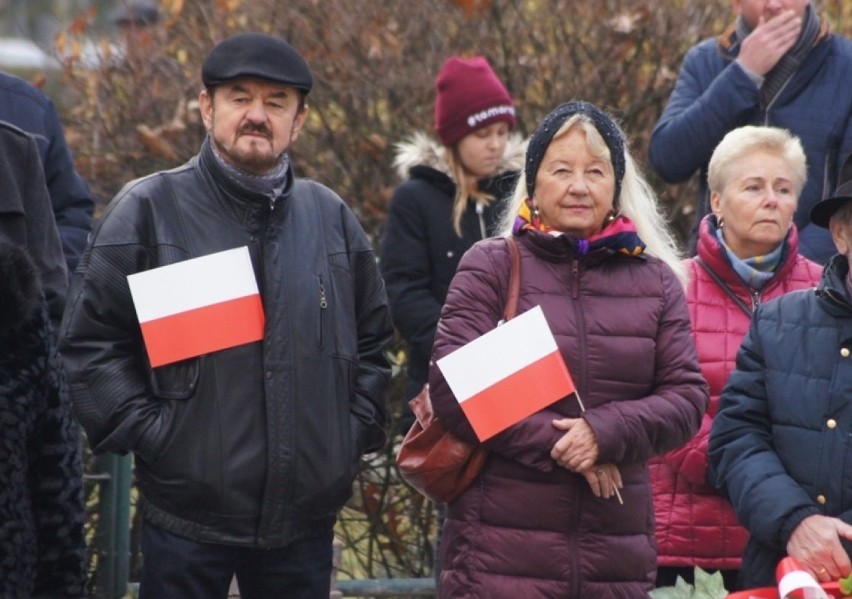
[694,256,752,318]
[503,236,521,321]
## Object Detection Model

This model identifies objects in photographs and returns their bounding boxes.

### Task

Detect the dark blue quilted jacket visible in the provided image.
[709,255,852,589]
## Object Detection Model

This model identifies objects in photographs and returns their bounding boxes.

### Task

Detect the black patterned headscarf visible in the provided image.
[524,101,626,208]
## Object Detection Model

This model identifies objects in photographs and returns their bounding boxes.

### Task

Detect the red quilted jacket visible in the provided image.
[650,215,821,570]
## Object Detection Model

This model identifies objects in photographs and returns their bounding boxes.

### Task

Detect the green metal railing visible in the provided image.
[86,453,133,599]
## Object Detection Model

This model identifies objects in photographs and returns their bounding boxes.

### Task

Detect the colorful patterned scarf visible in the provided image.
[512,198,645,257]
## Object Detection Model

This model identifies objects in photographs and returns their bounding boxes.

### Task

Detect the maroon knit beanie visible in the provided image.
[434,56,516,147]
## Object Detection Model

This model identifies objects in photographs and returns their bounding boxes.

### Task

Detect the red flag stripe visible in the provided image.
[139,294,265,367]
[460,350,576,441]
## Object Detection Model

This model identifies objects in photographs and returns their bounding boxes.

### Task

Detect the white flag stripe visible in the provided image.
[436,306,557,402]
[128,247,258,322]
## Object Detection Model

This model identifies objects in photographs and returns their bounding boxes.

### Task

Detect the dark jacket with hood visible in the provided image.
[60,138,393,547]
[381,132,524,400]
[709,255,852,589]
[429,232,707,598]
[0,71,94,272]
[648,18,852,264]
[0,243,86,598]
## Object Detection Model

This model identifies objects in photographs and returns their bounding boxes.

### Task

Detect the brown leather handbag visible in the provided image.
[395,237,521,503]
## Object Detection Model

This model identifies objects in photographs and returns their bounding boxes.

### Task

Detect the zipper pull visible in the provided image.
[319,281,328,309]
[751,290,761,311]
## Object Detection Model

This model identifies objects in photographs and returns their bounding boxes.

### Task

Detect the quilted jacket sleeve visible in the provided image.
[708,310,819,549]
[582,264,708,465]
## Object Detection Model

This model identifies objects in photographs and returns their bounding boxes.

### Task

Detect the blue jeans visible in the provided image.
[139,520,333,599]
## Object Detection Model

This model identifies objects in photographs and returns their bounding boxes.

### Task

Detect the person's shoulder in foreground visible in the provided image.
[0,242,86,598]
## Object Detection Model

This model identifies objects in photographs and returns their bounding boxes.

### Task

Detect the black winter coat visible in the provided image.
[381,133,523,399]
[61,138,393,547]
[0,243,86,598]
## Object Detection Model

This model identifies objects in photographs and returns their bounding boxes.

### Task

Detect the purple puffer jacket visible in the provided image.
[429,232,708,599]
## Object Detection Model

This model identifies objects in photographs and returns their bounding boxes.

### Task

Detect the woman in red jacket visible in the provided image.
[651,125,822,590]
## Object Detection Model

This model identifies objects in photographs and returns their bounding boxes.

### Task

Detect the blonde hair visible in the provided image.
[446,146,495,236]
[498,115,686,285]
[708,126,807,196]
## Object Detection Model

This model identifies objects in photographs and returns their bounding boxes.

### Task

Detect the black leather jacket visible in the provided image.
[60,140,393,547]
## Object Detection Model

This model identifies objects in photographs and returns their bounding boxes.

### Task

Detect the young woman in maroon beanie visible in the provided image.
[380,54,523,582]
[381,55,523,423]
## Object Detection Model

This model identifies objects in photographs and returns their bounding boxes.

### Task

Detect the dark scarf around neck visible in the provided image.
[203,135,290,200]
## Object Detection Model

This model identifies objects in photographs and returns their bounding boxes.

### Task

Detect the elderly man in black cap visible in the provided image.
[708,153,852,591]
[60,32,393,599]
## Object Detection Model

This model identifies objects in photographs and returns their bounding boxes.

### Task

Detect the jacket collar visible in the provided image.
[392,131,526,181]
[696,213,799,288]
[818,254,852,312]
[717,15,830,61]
[517,227,636,268]
[197,137,295,224]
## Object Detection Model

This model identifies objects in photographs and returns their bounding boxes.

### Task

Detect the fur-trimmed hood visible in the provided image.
[393,131,526,182]
[0,243,42,335]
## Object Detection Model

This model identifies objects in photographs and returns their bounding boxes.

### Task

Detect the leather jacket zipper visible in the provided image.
[318,275,327,348]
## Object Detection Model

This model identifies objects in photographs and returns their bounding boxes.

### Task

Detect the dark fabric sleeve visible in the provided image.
[708,311,819,549]
[19,133,69,330]
[59,194,168,462]
[380,187,443,386]
[648,42,761,184]
[37,97,94,274]
[347,210,394,454]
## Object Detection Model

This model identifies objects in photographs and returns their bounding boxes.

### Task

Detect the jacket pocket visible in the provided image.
[148,358,200,400]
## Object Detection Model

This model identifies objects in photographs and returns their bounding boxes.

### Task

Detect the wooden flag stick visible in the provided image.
[575,391,623,505]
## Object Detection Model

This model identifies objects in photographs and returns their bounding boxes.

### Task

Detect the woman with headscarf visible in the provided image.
[427,101,708,598]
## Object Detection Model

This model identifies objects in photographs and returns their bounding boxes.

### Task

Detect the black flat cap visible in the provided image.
[201,33,313,94]
[810,154,852,228]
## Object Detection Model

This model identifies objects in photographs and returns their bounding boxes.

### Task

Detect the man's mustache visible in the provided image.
[238,124,272,138]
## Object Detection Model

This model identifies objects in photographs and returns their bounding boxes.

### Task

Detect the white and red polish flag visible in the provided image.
[436,305,576,441]
[127,246,265,368]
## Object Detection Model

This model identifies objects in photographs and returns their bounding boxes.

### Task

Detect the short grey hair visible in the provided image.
[708,126,807,196]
